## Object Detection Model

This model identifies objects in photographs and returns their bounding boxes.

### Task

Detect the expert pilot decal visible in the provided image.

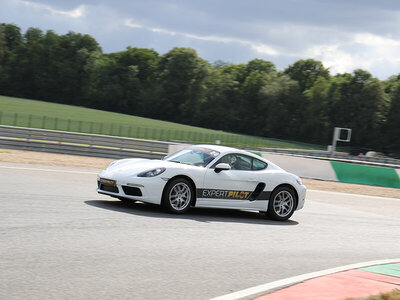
[197,189,251,200]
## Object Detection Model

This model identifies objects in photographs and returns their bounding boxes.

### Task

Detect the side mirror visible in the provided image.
[214,163,231,173]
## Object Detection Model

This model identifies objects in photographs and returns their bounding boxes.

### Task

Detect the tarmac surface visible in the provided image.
[1,162,399,300]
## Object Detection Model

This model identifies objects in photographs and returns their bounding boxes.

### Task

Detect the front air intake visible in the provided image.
[100,184,119,193]
[122,186,143,196]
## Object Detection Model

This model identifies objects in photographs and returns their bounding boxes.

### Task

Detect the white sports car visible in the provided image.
[97,145,306,221]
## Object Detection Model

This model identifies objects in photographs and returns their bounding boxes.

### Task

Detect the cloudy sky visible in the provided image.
[1,0,400,79]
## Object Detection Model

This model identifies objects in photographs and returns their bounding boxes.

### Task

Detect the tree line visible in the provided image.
[0,23,399,155]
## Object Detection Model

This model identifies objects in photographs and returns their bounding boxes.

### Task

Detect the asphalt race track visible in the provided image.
[1,162,399,300]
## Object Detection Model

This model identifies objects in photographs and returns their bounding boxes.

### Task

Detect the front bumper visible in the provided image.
[296,184,306,210]
[97,173,167,205]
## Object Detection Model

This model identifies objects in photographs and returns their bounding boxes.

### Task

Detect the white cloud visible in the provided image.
[354,32,399,47]
[304,32,400,77]
[19,0,85,19]
[124,18,279,56]
[307,44,357,74]
[151,27,177,36]
[251,44,279,57]
[124,19,143,29]
[3,0,400,78]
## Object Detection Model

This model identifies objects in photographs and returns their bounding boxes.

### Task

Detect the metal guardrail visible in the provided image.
[0,125,170,159]
[0,125,399,167]
[0,110,326,150]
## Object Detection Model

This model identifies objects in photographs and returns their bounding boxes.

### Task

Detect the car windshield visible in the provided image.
[163,147,220,167]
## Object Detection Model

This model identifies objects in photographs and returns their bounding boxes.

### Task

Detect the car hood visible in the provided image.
[100,158,194,177]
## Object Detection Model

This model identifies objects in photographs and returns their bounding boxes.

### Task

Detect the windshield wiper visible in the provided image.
[169,160,192,166]
[169,160,182,163]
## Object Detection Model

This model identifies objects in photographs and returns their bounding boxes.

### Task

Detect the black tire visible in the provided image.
[162,178,194,214]
[267,186,297,221]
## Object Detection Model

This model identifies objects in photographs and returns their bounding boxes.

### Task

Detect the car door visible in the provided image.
[197,153,267,210]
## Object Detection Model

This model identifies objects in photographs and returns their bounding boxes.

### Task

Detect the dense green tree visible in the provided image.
[157,47,210,124]
[0,23,23,94]
[11,28,45,98]
[327,70,388,147]
[239,70,269,133]
[2,28,100,102]
[258,73,302,139]
[303,76,332,143]
[239,70,302,138]
[114,47,160,115]
[0,22,399,154]
[245,59,276,75]
[284,59,330,92]
[384,80,400,152]
[84,51,126,111]
[220,63,247,83]
[0,26,8,93]
[198,69,241,130]
[55,32,100,105]
[212,60,231,69]
[0,23,22,51]
[24,27,44,42]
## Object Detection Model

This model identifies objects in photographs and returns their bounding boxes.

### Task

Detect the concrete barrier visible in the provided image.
[330,161,400,188]
[168,144,187,155]
[263,152,400,188]
[261,153,338,181]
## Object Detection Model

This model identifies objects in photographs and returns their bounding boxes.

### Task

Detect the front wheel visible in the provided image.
[162,178,194,214]
[267,187,296,221]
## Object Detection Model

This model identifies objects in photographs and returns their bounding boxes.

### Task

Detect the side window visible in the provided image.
[233,154,252,170]
[213,154,267,171]
[213,154,236,168]
[252,158,267,170]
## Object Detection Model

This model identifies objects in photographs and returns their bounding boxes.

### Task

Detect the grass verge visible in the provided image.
[346,289,400,300]
[0,95,324,149]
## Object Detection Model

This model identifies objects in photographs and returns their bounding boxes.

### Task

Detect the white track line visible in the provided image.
[309,189,400,201]
[210,259,400,300]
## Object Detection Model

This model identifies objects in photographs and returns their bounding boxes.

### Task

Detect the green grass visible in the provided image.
[0,95,221,133]
[0,95,324,150]
[345,289,400,300]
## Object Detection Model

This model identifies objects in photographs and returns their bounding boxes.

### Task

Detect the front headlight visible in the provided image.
[137,167,166,177]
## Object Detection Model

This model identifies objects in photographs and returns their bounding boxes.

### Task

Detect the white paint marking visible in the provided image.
[0,165,98,175]
[210,259,400,300]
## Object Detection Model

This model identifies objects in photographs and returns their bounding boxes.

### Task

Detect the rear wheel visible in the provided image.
[267,186,296,221]
[162,178,193,214]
